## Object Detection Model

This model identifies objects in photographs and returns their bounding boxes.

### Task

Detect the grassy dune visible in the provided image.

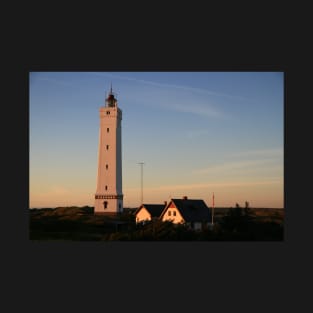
[29,206,284,241]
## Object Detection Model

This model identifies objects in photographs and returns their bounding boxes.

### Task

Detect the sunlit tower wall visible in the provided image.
[94,87,123,213]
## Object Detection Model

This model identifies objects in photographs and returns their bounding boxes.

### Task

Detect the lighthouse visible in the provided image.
[94,86,123,214]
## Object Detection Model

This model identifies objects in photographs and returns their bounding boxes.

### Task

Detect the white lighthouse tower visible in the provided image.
[94,86,123,214]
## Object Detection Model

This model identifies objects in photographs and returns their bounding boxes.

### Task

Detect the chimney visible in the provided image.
[183,196,188,200]
[164,201,167,206]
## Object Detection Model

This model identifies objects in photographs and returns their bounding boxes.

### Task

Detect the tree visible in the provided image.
[244,201,252,216]
[219,203,253,233]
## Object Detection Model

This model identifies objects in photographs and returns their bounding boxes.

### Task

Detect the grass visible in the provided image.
[29,206,284,241]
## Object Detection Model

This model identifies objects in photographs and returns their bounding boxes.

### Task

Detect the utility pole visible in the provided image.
[138,162,144,205]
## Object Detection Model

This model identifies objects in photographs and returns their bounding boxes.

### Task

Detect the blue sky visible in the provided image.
[29,72,284,208]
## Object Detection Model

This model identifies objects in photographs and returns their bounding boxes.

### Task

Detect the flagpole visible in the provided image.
[212,192,214,225]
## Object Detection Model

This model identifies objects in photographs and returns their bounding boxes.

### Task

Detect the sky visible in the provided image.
[29,72,284,208]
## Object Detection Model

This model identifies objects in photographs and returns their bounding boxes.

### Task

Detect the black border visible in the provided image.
[5,16,308,312]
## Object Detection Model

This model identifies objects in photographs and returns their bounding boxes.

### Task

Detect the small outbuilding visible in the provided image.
[135,204,165,224]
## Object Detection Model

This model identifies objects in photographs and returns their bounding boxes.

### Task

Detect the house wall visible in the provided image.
[161,205,184,224]
[194,222,202,231]
[136,207,151,223]
[185,222,203,231]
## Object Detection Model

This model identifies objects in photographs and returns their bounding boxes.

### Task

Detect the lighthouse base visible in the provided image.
[94,194,123,214]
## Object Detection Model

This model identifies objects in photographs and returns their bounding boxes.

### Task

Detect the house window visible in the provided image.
[106,164,108,170]
[105,186,108,190]
[107,128,109,133]
[173,211,176,216]
[168,211,171,216]
[106,145,109,150]
[104,201,108,209]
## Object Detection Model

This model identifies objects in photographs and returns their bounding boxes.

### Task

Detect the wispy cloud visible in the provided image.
[169,101,223,118]
[124,179,282,194]
[192,159,279,175]
[34,77,74,87]
[88,72,243,99]
[230,148,283,158]
[86,72,228,119]
[122,85,225,119]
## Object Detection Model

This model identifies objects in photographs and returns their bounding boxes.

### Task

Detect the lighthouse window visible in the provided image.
[106,145,109,150]
[106,111,110,115]
[105,186,108,190]
[104,201,108,209]
[107,128,109,133]
[106,164,108,169]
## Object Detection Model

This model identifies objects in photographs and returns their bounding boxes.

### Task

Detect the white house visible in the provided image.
[160,196,212,231]
[135,204,165,224]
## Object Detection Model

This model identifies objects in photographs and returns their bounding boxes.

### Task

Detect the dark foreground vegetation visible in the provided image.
[29,205,284,241]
